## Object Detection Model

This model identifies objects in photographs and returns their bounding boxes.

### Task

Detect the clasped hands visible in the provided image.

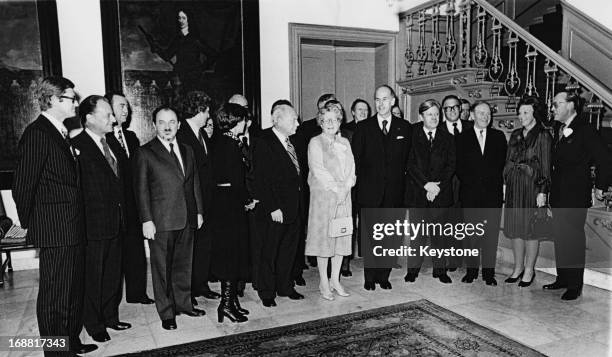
[424,181,440,202]
[142,214,203,240]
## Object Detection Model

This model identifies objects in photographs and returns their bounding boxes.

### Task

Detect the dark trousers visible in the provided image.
[257,217,300,299]
[121,230,148,302]
[83,236,122,335]
[149,226,194,320]
[249,208,265,287]
[407,208,449,271]
[552,208,588,290]
[291,216,307,279]
[38,245,85,356]
[463,208,502,271]
[191,225,213,294]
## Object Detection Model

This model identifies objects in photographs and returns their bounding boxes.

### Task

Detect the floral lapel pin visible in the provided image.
[562,127,573,138]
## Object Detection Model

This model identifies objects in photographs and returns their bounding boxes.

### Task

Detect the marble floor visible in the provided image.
[1,260,610,357]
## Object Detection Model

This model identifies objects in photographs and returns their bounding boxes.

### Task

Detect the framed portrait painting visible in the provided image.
[101,0,261,144]
[0,0,62,188]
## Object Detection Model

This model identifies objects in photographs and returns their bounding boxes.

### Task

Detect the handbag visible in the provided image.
[528,205,553,239]
[328,203,353,238]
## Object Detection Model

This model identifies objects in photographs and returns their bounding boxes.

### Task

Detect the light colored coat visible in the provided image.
[305,133,356,257]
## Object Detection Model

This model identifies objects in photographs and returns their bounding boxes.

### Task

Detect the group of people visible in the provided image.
[12,76,611,356]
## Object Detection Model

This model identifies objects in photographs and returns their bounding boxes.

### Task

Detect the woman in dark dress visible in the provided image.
[503,97,552,287]
[210,103,253,323]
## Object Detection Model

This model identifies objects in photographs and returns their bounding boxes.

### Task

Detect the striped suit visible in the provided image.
[12,114,86,354]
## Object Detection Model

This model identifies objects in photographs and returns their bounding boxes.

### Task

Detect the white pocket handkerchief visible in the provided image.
[396,136,405,139]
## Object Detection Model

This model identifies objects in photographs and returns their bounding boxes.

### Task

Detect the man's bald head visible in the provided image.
[228,94,248,108]
[272,104,299,136]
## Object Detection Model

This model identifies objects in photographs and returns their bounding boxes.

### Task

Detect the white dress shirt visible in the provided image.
[41,111,68,138]
[445,119,462,134]
[114,126,130,157]
[474,127,487,154]
[86,128,117,161]
[158,137,184,173]
[377,114,392,132]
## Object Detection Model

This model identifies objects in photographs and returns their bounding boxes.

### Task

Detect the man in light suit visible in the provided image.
[176,91,220,302]
[134,106,205,330]
[352,85,413,291]
[104,92,154,305]
[12,76,97,355]
[253,104,305,307]
[456,100,507,286]
[544,91,612,300]
[72,95,132,343]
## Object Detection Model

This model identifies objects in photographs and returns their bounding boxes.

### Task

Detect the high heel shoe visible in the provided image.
[329,280,350,297]
[518,271,535,287]
[319,284,334,301]
[217,281,248,323]
[504,270,524,283]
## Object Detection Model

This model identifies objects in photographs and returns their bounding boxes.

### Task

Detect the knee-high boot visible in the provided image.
[217,281,247,323]
[231,282,249,316]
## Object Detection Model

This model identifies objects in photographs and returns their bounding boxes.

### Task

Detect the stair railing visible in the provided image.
[399,0,611,129]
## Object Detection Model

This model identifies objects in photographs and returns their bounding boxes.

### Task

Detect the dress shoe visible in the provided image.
[294,276,306,286]
[561,288,582,300]
[484,277,497,286]
[161,319,177,330]
[379,281,392,289]
[364,281,376,291]
[461,268,478,283]
[518,271,535,288]
[505,270,524,283]
[183,308,206,317]
[433,270,452,284]
[71,342,98,354]
[200,290,221,299]
[319,283,335,301]
[127,296,155,304]
[262,298,277,307]
[280,290,304,300]
[106,322,131,331]
[543,281,567,290]
[329,280,350,297]
[91,331,110,343]
[446,267,457,272]
[404,273,417,283]
[340,269,352,277]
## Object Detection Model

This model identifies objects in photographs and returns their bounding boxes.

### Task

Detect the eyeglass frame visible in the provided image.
[443,104,460,112]
[59,95,78,104]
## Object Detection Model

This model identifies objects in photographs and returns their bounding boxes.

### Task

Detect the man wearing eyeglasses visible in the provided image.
[440,95,473,136]
[544,91,612,300]
[13,76,98,355]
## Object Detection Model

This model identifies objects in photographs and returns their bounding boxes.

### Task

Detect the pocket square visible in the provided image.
[396,136,405,139]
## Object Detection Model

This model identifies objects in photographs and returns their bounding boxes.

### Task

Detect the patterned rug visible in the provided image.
[116,299,545,356]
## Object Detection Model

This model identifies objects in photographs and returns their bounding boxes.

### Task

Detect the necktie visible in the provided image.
[198,130,208,155]
[428,131,434,148]
[382,120,388,135]
[169,143,184,176]
[116,128,127,153]
[100,137,118,176]
[478,129,485,154]
[285,138,300,175]
[453,122,459,136]
[558,123,566,143]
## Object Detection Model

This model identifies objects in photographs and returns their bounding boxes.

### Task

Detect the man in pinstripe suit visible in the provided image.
[13,77,97,355]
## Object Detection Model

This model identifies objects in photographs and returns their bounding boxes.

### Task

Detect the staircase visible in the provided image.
[397,0,611,140]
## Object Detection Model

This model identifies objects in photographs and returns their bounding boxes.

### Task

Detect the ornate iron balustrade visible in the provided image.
[399,0,612,129]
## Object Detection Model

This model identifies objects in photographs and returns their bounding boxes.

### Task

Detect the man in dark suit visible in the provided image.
[439,94,473,271]
[134,106,205,330]
[544,91,612,300]
[352,85,413,291]
[176,91,220,302]
[12,76,97,355]
[72,95,132,343]
[104,92,154,305]
[456,100,507,286]
[253,103,304,307]
[405,100,456,283]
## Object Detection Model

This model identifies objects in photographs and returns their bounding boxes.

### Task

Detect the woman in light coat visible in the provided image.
[305,100,356,300]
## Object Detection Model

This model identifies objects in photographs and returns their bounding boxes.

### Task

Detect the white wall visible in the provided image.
[55,0,106,98]
[259,0,401,127]
[565,0,612,31]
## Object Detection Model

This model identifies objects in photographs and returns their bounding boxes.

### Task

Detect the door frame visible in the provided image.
[289,23,397,115]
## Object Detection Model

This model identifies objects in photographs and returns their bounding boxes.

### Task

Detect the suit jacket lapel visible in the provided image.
[179,143,188,179]
[37,115,74,161]
[151,138,184,181]
[268,130,296,174]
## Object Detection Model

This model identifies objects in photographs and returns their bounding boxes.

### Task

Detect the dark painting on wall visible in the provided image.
[101,0,261,144]
[0,0,61,187]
